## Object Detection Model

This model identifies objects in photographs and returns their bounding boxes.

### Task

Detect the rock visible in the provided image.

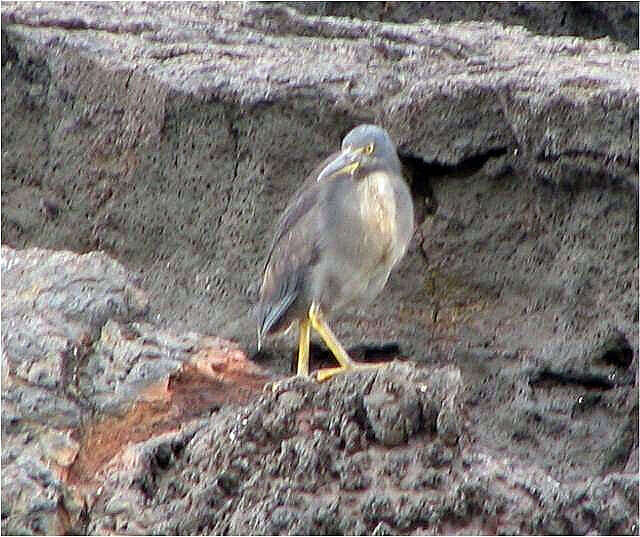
[81,362,638,535]
[288,2,639,50]
[363,367,423,446]
[1,455,68,535]
[1,245,149,533]
[1,2,636,348]
[1,246,269,534]
[436,392,463,447]
[1,2,638,535]
[2,247,148,331]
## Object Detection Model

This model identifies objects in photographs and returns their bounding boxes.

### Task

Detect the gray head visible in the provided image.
[318,124,402,181]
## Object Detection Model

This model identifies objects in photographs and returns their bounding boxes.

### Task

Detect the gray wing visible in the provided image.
[257,188,322,337]
[256,153,347,338]
[261,153,339,270]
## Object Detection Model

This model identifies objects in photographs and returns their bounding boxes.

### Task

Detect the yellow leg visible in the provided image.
[297,318,310,376]
[308,303,389,382]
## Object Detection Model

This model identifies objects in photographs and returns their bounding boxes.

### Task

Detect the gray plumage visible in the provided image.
[256,124,414,356]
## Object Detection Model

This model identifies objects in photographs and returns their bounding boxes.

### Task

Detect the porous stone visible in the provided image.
[1,2,638,535]
[363,368,423,446]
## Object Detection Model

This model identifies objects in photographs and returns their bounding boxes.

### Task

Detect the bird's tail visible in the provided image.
[255,291,297,350]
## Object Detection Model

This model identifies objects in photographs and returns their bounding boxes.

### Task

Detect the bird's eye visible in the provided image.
[365,143,374,154]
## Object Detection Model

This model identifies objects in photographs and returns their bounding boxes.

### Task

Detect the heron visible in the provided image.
[256,124,414,382]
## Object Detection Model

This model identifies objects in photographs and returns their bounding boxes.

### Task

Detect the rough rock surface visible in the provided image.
[1,245,271,534]
[289,1,639,50]
[1,2,638,535]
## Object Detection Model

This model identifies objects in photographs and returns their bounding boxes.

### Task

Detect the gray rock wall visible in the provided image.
[1,2,638,535]
[288,2,639,49]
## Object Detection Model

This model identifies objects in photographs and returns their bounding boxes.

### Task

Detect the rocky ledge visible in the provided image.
[1,2,638,535]
[2,246,637,534]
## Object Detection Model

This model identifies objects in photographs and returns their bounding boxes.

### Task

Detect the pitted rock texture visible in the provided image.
[2,246,145,534]
[1,245,637,535]
[1,2,637,345]
[288,2,639,50]
[84,364,638,536]
[1,2,638,535]
[1,246,270,534]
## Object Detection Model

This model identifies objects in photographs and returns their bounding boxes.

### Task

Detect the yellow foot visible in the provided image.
[316,361,389,382]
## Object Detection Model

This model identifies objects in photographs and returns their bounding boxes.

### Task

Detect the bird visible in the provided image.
[256,124,414,382]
